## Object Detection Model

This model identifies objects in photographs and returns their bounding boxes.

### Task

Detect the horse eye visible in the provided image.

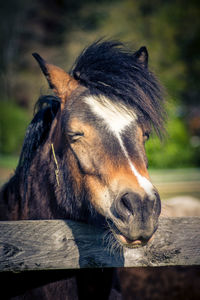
[68,131,84,143]
[143,132,150,142]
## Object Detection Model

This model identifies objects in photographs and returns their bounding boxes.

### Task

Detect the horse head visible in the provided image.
[33,41,165,248]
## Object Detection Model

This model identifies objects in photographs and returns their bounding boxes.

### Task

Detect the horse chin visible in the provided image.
[114,233,144,248]
[111,229,155,249]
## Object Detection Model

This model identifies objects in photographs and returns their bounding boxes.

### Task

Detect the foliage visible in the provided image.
[146,102,199,168]
[0,101,29,155]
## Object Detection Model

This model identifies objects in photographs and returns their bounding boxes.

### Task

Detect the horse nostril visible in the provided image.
[121,194,134,215]
[113,192,138,221]
[117,192,142,220]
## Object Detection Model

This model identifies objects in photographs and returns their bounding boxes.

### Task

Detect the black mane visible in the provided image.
[17,95,60,170]
[71,40,165,136]
[16,96,60,199]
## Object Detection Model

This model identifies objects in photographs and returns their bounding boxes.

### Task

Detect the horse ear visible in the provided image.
[134,46,148,68]
[32,53,78,108]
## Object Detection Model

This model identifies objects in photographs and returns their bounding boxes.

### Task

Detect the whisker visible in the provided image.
[103,220,124,257]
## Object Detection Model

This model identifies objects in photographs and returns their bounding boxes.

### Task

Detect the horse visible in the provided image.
[0,40,165,299]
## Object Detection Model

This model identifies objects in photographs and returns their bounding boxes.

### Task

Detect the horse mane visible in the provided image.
[71,40,166,136]
[16,95,60,179]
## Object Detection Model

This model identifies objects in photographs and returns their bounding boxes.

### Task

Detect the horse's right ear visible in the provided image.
[32,53,78,109]
[134,46,148,68]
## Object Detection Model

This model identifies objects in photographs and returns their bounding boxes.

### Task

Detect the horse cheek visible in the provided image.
[85,175,112,217]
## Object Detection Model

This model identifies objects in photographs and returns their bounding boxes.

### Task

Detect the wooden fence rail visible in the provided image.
[0,217,200,272]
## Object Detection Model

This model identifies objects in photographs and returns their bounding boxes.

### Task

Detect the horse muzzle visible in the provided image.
[108,190,161,248]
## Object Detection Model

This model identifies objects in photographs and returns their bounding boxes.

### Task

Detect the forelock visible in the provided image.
[71,40,166,137]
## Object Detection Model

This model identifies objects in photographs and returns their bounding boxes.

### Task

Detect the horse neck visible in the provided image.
[0,142,67,220]
[0,171,23,220]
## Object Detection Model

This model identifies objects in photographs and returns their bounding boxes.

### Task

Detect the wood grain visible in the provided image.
[0,217,199,272]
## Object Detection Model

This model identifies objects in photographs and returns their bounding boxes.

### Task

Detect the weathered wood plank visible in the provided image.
[0,217,200,272]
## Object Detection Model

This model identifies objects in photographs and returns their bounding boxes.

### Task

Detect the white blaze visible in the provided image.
[84,95,136,134]
[84,95,154,198]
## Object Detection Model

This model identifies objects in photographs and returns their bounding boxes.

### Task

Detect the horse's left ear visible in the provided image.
[32,53,78,108]
[134,46,148,68]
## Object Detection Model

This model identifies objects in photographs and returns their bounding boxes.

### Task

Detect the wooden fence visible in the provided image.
[0,217,200,272]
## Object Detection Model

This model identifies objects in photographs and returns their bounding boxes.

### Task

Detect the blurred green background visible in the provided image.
[0,0,200,199]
